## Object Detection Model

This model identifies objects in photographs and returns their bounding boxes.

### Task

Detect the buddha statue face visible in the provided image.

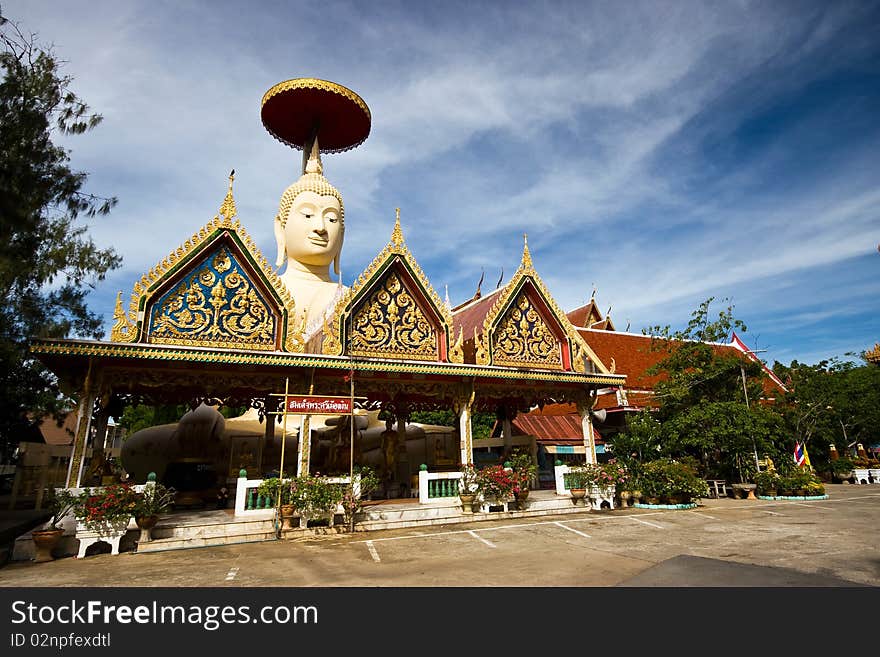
[274,173,345,277]
[283,190,343,268]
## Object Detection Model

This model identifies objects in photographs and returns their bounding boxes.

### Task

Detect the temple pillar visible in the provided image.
[454,380,476,467]
[297,369,316,477]
[257,396,273,477]
[499,405,516,459]
[297,415,311,477]
[576,391,597,465]
[65,360,99,488]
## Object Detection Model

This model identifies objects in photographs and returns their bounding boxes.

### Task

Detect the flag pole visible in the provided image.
[349,355,355,532]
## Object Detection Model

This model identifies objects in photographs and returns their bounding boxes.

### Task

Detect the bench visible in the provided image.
[705,479,729,498]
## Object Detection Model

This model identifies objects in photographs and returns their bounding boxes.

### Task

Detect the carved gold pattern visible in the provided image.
[475,235,611,374]
[349,271,438,360]
[111,291,137,343]
[111,176,304,352]
[866,343,880,364]
[148,246,276,350]
[491,292,562,369]
[322,213,453,360]
[448,327,464,364]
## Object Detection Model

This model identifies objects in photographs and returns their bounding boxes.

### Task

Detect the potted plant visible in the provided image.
[831,457,854,483]
[31,488,77,562]
[564,465,599,505]
[508,452,537,509]
[458,464,481,513]
[133,481,176,543]
[68,484,140,557]
[340,466,380,530]
[288,474,343,529]
[475,464,516,507]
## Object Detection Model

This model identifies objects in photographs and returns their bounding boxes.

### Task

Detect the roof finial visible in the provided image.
[444,284,452,310]
[391,207,404,246]
[590,284,596,301]
[219,169,237,219]
[304,135,323,175]
[521,233,533,268]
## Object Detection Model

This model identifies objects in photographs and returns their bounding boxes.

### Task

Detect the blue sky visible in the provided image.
[5,0,879,367]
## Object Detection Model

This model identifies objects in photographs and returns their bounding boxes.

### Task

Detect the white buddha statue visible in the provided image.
[274,140,347,333]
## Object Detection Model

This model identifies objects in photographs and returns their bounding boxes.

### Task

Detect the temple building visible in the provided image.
[29,79,626,502]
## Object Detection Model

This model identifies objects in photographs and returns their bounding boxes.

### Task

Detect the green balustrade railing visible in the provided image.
[428,478,460,498]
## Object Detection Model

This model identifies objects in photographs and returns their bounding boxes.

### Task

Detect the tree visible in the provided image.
[0,13,120,460]
[641,297,782,481]
[774,357,880,463]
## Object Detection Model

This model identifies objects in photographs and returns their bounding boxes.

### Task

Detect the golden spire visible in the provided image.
[218,169,237,219]
[391,207,404,247]
[521,233,533,269]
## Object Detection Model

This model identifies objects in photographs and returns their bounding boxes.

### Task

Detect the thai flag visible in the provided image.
[794,441,806,467]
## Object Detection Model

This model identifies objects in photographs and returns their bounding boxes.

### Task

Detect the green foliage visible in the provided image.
[0,15,120,459]
[44,488,78,529]
[639,458,710,500]
[340,465,380,529]
[613,409,662,465]
[829,457,854,476]
[287,474,343,517]
[134,482,176,517]
[508,449,537,492]
[753,469,781,494]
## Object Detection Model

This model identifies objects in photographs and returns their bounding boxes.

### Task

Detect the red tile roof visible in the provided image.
[451,288,503,341]
[513,412,602,444]
[579,329,787,398]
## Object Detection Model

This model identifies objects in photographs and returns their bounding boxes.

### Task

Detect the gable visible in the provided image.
[488,280,567,370]
[111,176,301,352]
[145,237,281,351]
[321,212,460,362]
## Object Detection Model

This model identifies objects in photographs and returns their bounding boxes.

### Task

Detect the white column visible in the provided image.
[577,394,597,465]
[455,380,476,467]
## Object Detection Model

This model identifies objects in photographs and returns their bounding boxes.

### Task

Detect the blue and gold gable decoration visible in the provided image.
[473,236,609,374]
[316,210,463,363]
[111,173,303,352]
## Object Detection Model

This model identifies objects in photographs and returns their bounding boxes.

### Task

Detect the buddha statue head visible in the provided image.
[274,141,345,281]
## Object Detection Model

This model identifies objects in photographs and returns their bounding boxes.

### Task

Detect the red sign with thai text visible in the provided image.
[285,395,353,415]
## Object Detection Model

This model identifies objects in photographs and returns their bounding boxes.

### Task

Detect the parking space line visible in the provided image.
[366,540,381,562]
[688,511,718,520]
[630,517,664,529]
[224,567,239,581]
[789,502,835,510]
[759,510,784,516]
[554,522,591,538]
[468,531,496,548]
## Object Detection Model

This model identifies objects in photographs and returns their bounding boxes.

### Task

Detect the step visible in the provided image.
[135,530,277,553]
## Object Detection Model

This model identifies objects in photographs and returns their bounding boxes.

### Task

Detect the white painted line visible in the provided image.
[688,511,718,520]
[789,502,835,510]
[554,522,591,539]
[630,517,663,529]
[468,530,496,548]
[366,541,381,562]
[759,510,784,516]
[224,567,239,581]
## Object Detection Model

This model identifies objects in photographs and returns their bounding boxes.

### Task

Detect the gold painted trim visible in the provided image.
[322,212,454,359]
[476,236,610,374]
[111,177,303,352]
[30,339,627,385]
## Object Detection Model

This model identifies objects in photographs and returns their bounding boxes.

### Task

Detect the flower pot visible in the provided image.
[570,488,587,505]
[618,491,632,508]
[32,528,64,563]
[280,504,297,530]
[459,494,476,514]
[515,490,529,510]
[135,515,158,543]
[645,496,660,505]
